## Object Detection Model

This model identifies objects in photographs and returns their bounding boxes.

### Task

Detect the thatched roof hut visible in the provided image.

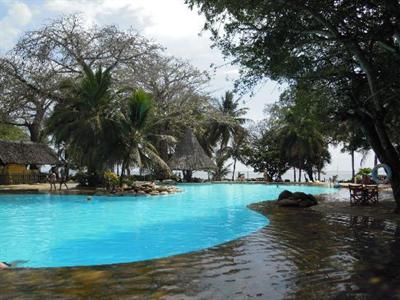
[168,128,216,171]
[0,140,59,166]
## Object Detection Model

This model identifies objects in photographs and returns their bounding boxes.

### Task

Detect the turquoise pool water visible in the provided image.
[0,184,333,268]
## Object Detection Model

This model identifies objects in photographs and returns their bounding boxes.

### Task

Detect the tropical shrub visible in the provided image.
[47,65,119,186]
[357,168,372,176]
[104,170,119,191]
[113,89,172,183]
[74,171,104,187]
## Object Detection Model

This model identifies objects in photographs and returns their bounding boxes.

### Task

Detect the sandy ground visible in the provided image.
[0,182,79,191]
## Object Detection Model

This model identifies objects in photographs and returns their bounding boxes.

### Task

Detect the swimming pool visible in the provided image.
[0,184,333,268]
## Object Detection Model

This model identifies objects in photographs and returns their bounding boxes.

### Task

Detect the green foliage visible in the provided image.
[114,89,172,179]
[47,65,118,180]
[242,123,290,181]
[226,128,248,180]
[47,67,171,186]
[74,171,104,187]
[187,0,400,206]
[211,150,232,181]
[206,91,248,150]
[354,175,362,183]
[104,170,119,191]
[357,168,372,176]
[187,1,400,96]
[0,124,28,141]
[242,83,331,182]
[273,86,331,181]
[204,90,248,180]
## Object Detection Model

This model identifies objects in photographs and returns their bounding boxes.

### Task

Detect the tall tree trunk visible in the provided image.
[27,107,45,142]
[351,150,355,183]
[348,44,400,211]
[119,160,128,186]
[293,167,297,182]
[317,157,322,181]
[374,154,378,167]
[232,158,237,181]
[357,112,400,212]
[28,123,41,143]
[306,168,314,182]
[183,170,193,182]
[298,159,303,182]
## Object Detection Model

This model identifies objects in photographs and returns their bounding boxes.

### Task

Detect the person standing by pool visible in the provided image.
[48,167,57,191]
[58,166,69,190]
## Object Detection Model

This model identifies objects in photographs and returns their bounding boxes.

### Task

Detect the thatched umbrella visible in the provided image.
[168,128,215,181]
[0,141,59,166]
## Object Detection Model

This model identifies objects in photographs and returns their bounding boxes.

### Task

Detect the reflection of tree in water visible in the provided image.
[345,215,400,298]
[264,206,400,299]
[265,207,347,299]
[190,211,400,299]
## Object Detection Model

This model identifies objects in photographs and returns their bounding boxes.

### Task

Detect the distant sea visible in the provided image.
[189,170,357,182]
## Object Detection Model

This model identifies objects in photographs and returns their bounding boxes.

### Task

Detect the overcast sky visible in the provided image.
[0,0,375,174]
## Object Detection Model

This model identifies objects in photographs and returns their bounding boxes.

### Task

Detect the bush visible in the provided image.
[355,174,362,183]
[104,170,119,191]
[74,171,89,186]
[357,168,372,176]
[73,171,104,187]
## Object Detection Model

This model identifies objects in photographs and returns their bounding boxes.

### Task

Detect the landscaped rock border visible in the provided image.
[115,182,181,196]
[276,190,318,207]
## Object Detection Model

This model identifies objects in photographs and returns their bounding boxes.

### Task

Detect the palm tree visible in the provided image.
[226,128,248,181]
[280,111,325,182]
[212,150,231,181]
[337,122,370,182]
[207,91,248,150]
[47,65,118,185]
[115,89,172,182]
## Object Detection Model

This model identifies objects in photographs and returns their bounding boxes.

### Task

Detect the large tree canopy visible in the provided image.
[0,15,161,142]
[0,15,211,145]
[187,0,400,211]
[1,14,250,183]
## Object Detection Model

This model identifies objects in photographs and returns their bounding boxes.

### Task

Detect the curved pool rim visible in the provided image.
[0,183,335,269]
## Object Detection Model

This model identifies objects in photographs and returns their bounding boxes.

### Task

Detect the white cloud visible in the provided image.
[43,0,146,28]
[42,0,204,38]
[133,0,205,39]
[0,1,32,51]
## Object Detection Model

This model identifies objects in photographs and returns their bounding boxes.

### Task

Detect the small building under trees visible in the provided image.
[0,141,59,184]
[168,128,215,181]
